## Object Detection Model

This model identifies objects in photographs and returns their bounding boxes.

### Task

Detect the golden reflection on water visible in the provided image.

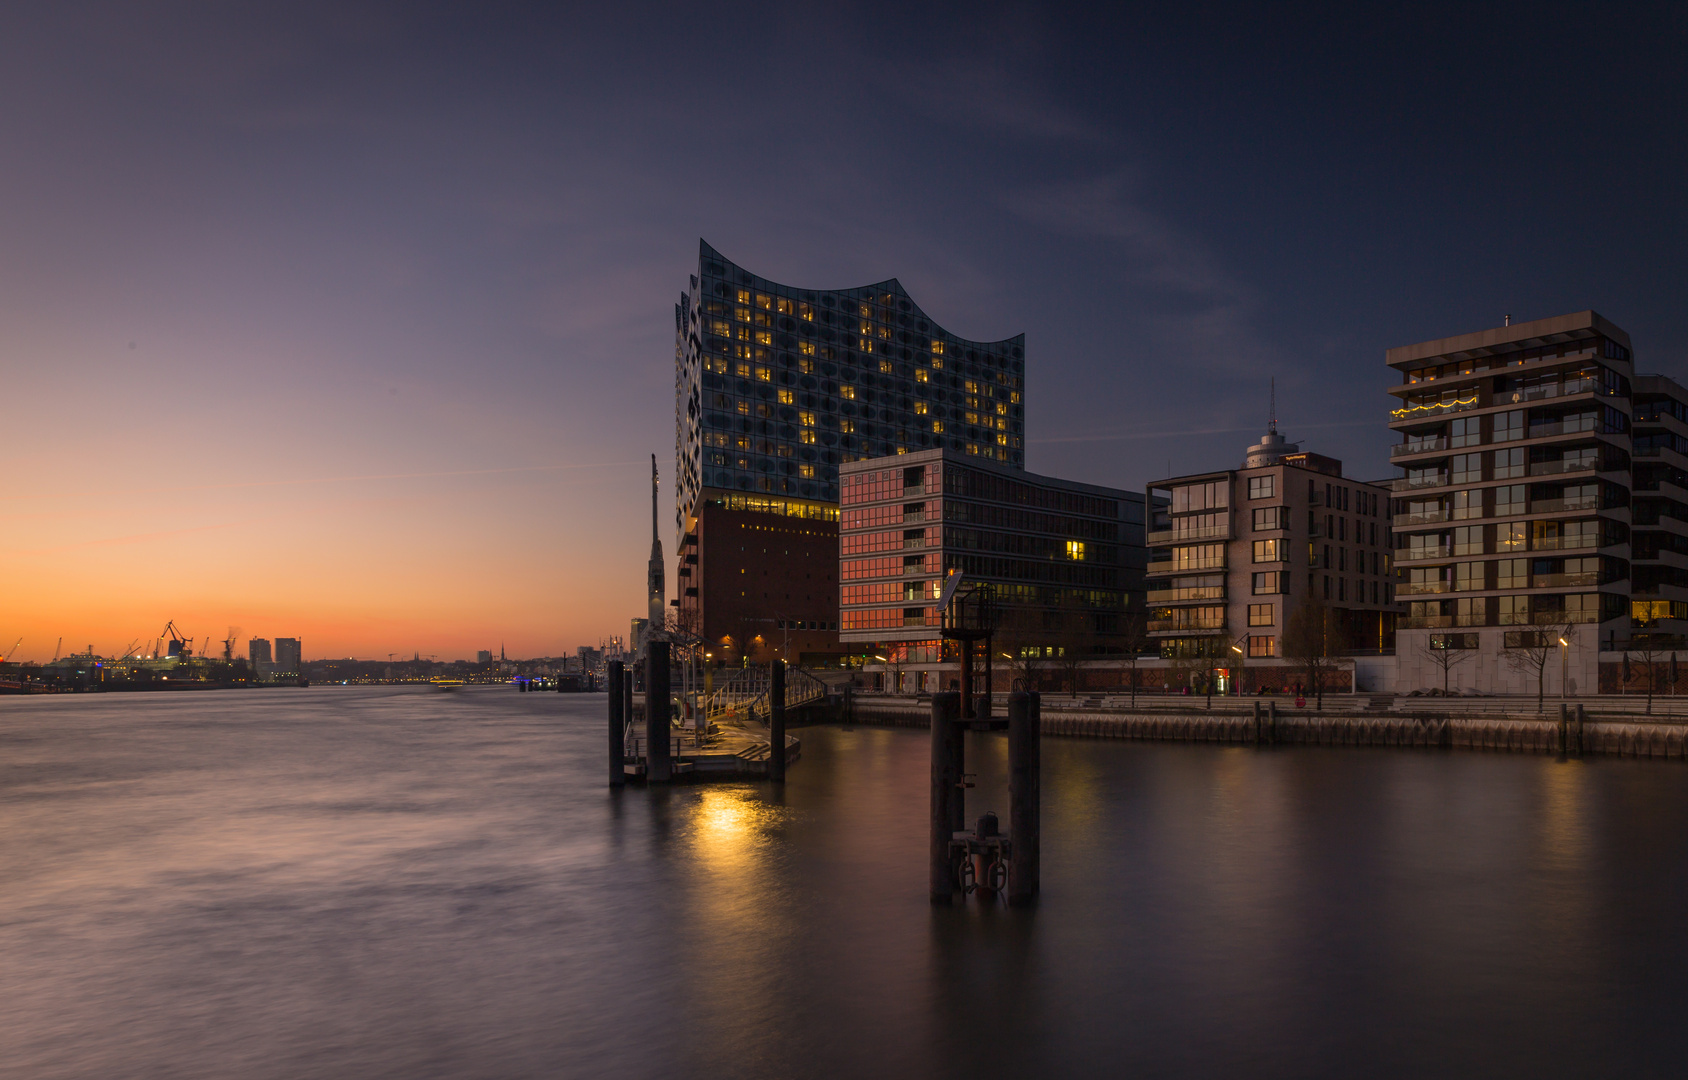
[685,787,785,877]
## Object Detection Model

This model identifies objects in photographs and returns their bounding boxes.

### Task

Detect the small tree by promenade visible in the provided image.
[997,606,1050,692]
[1118,609,1152,706]
[1422,634,1475,696]
[1623,634,1684,716]
[1284,590,1341,710]
[1504,618,1578,714]
[1052,596,1099,698]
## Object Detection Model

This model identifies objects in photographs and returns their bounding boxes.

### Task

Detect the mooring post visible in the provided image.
[1574,702,1586,756]
[646,641,671,783]
[608,659,625,787]
[930,691,961,904]
[959,640,975,720]
[1268,700,1277,745]
[1007,690,1041,907]
[1558,702,1569,757]
[769,659,787,782]
[1252,700,1262,746]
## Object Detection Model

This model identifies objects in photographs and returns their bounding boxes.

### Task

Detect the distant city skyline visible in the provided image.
[2,6,1683,660]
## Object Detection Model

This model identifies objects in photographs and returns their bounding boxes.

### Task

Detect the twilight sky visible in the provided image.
[3,2,1685,662]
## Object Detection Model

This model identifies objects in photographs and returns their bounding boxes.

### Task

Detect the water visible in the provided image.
[4,688,1687,1079]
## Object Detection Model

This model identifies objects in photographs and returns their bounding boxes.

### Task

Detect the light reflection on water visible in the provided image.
[3,688,1688,1078]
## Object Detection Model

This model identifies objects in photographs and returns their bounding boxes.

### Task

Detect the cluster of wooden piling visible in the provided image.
[929,690,1040,908]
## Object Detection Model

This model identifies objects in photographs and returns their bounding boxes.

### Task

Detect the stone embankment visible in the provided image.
[847,697,1688,759]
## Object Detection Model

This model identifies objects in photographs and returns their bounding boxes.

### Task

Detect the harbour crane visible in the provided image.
[52,637,62,662]
[160,620,192,658]
[116,639,141,660]
[3,638,21,662]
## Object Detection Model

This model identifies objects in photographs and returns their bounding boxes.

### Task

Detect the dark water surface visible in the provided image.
[4,688,1688,1079]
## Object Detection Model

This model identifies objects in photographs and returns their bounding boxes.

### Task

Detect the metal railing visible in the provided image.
[1398,545,1451,561]
[1146,587,1225,603]
[1395,510,1449,527]
[1391,437,1448,457]
[1528,459,1598,477]
[1397,581,1451,595]
[1146,523,1230,545]
[1529,497,1602,514]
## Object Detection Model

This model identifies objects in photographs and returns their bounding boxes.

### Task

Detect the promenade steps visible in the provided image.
[845,696,1688,759]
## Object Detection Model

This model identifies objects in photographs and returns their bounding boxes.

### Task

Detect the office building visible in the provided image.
[839,449,1146,688]
[274,637,302,674]
[674,240,1026,665]
[477,650,493,664]
[1146,427,1397,689]
[248,638,271,666]
[1387,311,1635,694]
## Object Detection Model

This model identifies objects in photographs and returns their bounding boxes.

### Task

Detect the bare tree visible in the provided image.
[1284,591,1342,710]
[1623,635,1684,716]
[1117,609,1152,707]
[1504,619,1578,713]
[1422,634,1475,696]
[996,606,1050,692]
[1052,596,1098,698]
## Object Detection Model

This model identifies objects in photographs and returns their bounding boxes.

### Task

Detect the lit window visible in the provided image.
[860,338,873,353]
[996,433,1008,445]
[800,431,817,445]
[755,331,772,346]
[799,411,815,426]
[735,305,750,322]
[799,341,815,355]
[737,401,751,415]
[965,380,979,394]
[735,363,751,378]
[840,385,856,399]
[1067,541,1085,561]
[799,464,815,478]
[996,402,1007,416]
[931,355,943,369]
[840,419,856,433]
[736,290,750,304]
[931,341,944,354]
[1010,391,1021,404]
[799,303,813,321]
[914,402,928,415]
[879,359,893,374]
[932,420,944,433]
[798,358,814,374]
[756,294,772,309]
[965,412,979,424]
[778,389,794,404]
[859,303,872,317]
[916,369,929,383]
[776,298,794,315]
[755,366,771,381]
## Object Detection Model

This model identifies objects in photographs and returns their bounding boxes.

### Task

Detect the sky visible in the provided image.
[3,2,1685,662]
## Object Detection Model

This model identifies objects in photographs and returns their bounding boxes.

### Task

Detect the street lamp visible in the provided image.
[1559,636,1570,699]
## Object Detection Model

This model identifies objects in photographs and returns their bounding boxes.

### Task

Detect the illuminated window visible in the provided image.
[860,338,873,353]
[799,411,815,426]
[755,331,772,346]
[799,303,813,321]
[995,402,1007,415]
[878,325,891,339]
[931,340,944,354]
[996,433,1008,445]
[916,369,929,383]
[840,419,856,433]
[798,358,814,374]
[914,402,928,415]
[965,380,979,394]
[776,298,794,315]
[755,366,771,381]
[966,444,979,455]
[1067,541,1086,561]
[859,302,872,317]
[735,436,751,450]
[756,294,772,309]
[800,464,815,478]
[777,389,794,404]
[965,412,978,424]
[841,385,856,400]
[879,359,893,374]
[1009,391,1021,404]
[735,305,750,322]
[932,420,944,433]
[931,355,943,369]
[799,341,815,355]
[800,431,817,445]
[736,326,751,341]
[1248,604,1274,627]
[736,401,750,415]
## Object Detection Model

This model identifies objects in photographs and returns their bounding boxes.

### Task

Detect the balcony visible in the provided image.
[1400,616,1454,629]
[1390,395,1480,422]
[1528,497,1602,515]
[1528,458,1598,477]
[1146,523,1230,546]
[1397,581,1451,596]
[1395,474,1448,491]
[1391,437,1448,458]
[1397,545,1451,561]
[1530,609,1600,625]
[1530,534,1600,551]
[1526,420,1599,439]
[902,537,925,549]
[1148,620,1228,635]
[1146,587,1226,604]
[1531,572,1602,589]
[1394,510,1449,527]
[1146,561,1225,577]
[1308,554,1324,569]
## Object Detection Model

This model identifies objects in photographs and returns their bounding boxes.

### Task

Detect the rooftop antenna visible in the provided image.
[1269,377,1277,434]
[1504,314,1512,326]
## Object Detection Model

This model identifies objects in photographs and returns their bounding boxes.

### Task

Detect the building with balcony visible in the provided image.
[838,449,1146,687]
[1146,425,1397,682]
[674,241,1027,666]
[1387,311,1636,695]
[1629,375,1688,643]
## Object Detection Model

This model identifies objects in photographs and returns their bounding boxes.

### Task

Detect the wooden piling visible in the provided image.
[608,659,625,787]
[646,640,671,783]
[769,660,786,783]
[1007,691,1040,907]
[930,692,961,904]
[1574,703,1585,756]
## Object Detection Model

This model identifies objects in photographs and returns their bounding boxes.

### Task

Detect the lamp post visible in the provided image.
[1559,635,1569,699]
[1230,633,1250,696]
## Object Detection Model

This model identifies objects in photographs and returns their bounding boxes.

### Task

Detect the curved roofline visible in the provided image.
[699,239,1023,350]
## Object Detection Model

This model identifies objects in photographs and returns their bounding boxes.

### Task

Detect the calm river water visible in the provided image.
[3,688,1687,1078]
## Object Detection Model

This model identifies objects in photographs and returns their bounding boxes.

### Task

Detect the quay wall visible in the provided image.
[846,698,1688,759]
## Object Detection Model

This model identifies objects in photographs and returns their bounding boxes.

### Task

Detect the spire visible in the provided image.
[1269,377,1277,434]
[651,453,659,553]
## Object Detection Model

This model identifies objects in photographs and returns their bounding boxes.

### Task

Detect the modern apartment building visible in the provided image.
[839,448,1146,686]
[1387,311,1635,695]
[248,638,271,666]
[1146,427,1397,682]
[1629,374,1688,642]
[673,240,1027,665]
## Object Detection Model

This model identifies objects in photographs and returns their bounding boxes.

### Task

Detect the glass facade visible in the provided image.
[675,240,1025,538]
